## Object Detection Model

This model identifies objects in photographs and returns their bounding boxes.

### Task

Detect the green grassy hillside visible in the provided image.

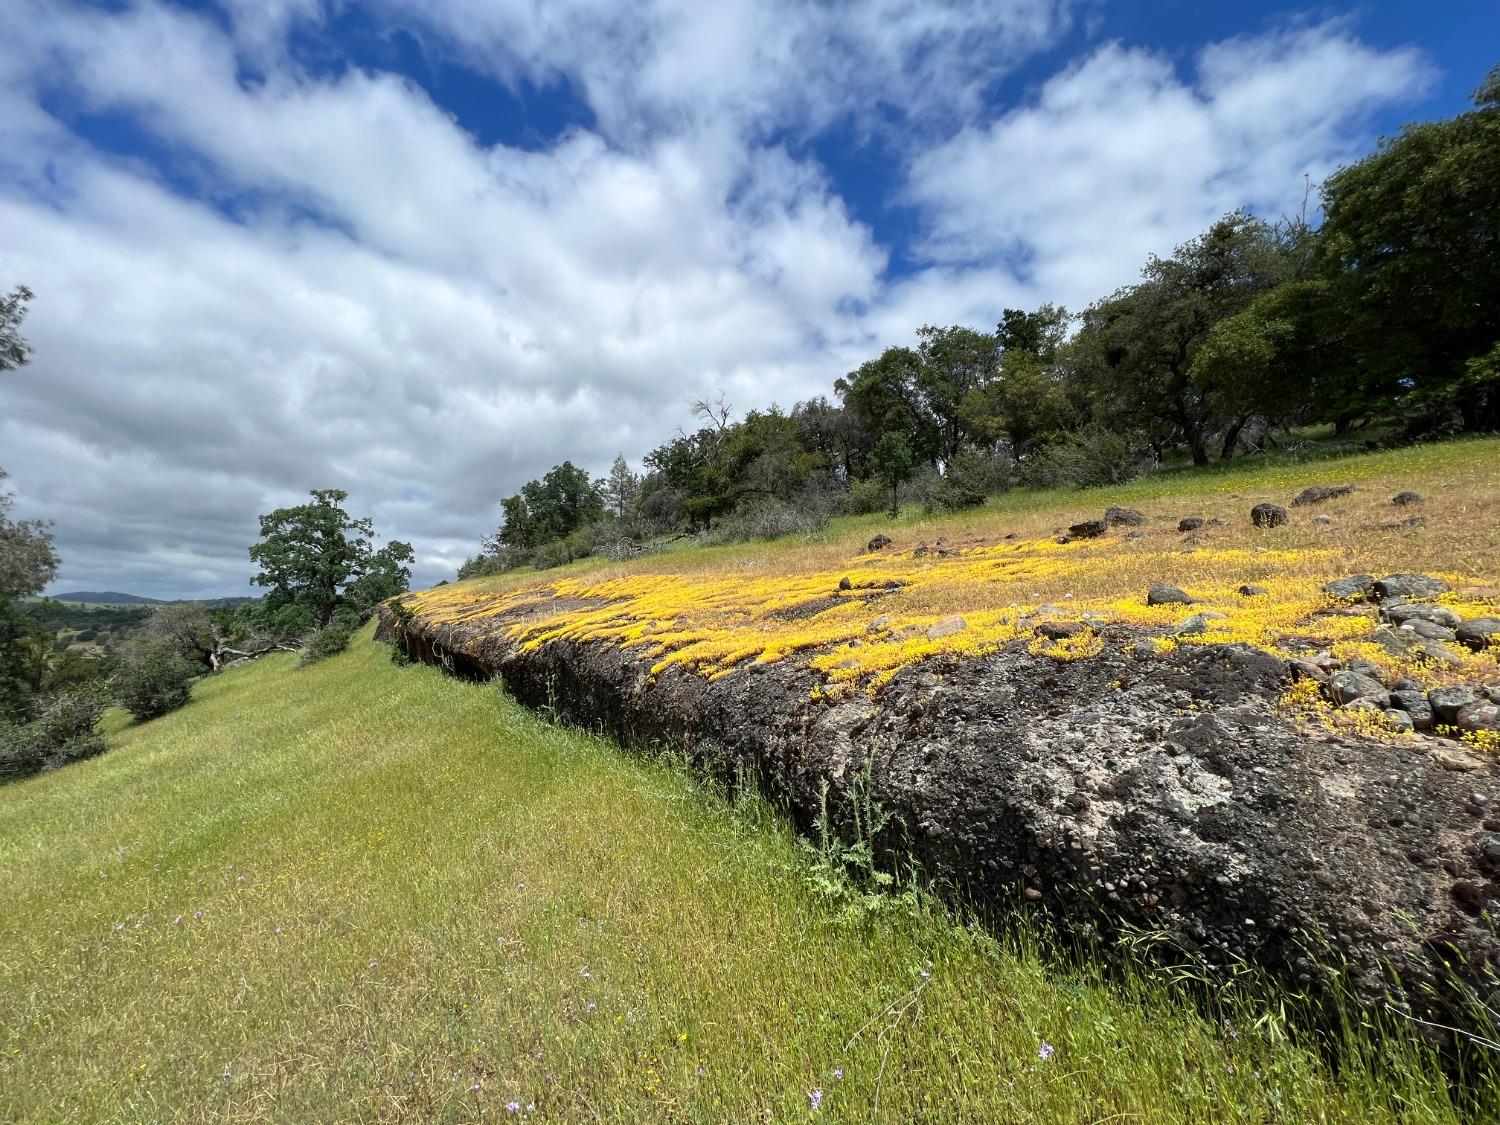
[0,630,1487,1121]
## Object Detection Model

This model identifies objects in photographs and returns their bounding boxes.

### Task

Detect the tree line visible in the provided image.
[463,66,1498,576]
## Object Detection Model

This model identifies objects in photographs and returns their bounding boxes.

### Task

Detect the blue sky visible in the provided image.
[0,0,1492,597]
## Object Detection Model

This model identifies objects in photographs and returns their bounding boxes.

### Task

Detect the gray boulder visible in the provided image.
[1399,618,1458,642]
[1104,506,1147,527]
[1147,585,1196,607]
[1324,574,1375,600]
[1390,690,1435,730]
[1391,491,1423,506]
[1328,670,1388,706]
[1385,603,1462,629]
[1373,573,1451,600]
[1455,701,1500,733]
[1430,686,1479,725]
[1384,709,1415,733]
[1457,618,1500,652]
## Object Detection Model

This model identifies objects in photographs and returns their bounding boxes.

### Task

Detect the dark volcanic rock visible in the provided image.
[1392,491,1424,506]
[1292,484,1355,506]
[1036,620,1087,640]
[1374,573,1451,600]
[1456,701,1500,733]
[1430,687,1480,725]
[1386,603,1462,629]
[1178,517,1206,532]
[1251,502,1288,528]
[1069,519,1108,539]
[1390,689,1435,730]
[1328,670,1388,706]
[866,534,892,552]
[1238,584,1269,597]
[1146,585,1196,607]
[1104,506,1147,527]
[1324,575,1375,600]
[381,605,1500,1036]
[1458,618,1500,652]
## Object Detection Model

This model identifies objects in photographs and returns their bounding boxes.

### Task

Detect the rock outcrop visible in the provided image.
[379,604,1500,1034]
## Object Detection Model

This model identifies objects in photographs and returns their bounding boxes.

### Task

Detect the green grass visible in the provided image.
[0,631,1488,1122]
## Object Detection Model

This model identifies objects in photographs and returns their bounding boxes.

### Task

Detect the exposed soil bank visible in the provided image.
[378,606,1500,1033]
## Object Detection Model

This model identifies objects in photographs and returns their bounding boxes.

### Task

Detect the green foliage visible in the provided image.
[497,461,605,551]
[298,616,356,667]
[248,489,413,633]
[0,633,1489,1118]
[1020,426,1154,490]
[868,431,915,517]
[113,638,197,722]
[839,477,887,516]
[1318,78,1500,432]
[0,686,107,781]
[0,283,33,373]
[925,447,1010,514]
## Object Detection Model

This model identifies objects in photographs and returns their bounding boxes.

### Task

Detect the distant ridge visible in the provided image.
[49,591,164,605]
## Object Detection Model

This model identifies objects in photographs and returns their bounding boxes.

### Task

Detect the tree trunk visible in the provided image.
[1219,415,1248,462]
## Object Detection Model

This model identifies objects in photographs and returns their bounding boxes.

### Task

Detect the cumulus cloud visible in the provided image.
[906,21,1434,310]
[0,1,1434,597]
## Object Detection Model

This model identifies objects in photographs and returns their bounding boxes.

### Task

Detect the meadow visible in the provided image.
[4,438,1500,1121]
[0,629,1492,1122]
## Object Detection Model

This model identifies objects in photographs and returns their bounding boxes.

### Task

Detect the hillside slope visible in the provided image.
[387,438,1500,1037]
[0,633,1485,1120]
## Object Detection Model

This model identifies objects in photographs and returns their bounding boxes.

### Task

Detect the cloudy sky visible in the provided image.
[0,1,1490,598]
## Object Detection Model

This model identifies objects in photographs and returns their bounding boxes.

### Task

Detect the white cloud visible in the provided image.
[0,2,1434,597]
[906,21,1434,310]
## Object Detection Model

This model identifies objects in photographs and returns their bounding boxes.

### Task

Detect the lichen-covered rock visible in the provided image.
[1373,573,1451,600]
[1292,484,1354,506]
[1384,708,1415,733]
[1368,626,1462,668]
[1104,506,1146,527]
[1251,502,1288,528]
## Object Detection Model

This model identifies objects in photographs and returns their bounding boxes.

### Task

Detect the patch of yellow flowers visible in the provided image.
[405,535,1498,706]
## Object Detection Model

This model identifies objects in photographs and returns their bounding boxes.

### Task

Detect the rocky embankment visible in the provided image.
[378,587,1500,1033]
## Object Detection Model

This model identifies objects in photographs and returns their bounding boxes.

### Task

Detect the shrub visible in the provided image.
[0,687,108,781]
[114,639,197,722]
[700,501,829,546]
[840,478,887,516]
[298,616,356,666]
[924,448,1013,514]
[1020,427,1156,490]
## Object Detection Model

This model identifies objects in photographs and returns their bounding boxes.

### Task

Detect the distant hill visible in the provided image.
[49,591,165,605]
[46,592,259,608]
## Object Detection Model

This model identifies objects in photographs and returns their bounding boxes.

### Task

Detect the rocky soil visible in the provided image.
[378,597,1500,1034]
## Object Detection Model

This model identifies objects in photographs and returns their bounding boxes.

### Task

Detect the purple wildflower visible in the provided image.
[808,1088,824,1111]
[506,1100,521,1113]
[832,1068,844,1080]
[1038,1041,1055,1061]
